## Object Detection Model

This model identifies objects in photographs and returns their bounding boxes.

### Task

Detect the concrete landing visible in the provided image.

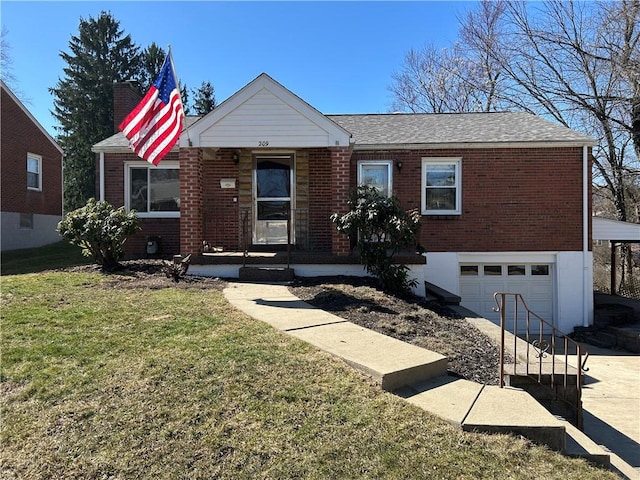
[463,385,565,452]
[397,377,566,452]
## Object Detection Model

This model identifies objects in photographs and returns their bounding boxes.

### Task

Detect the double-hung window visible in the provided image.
[357,160,393,243]
[358,160,392,197]
[125,162,180,218]
[422,158,462,215]
[27,153,42,191]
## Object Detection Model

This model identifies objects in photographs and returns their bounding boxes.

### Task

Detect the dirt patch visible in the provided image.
[289,276,504,385]
[64,260,226,291]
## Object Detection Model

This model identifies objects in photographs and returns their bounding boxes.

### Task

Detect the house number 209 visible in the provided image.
[258,140,269,146]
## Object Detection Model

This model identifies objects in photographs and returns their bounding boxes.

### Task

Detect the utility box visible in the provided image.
[146,236,161,255]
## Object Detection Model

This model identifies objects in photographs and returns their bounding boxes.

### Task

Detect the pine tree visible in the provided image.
[50,11,141,212]
[180,84,191,115]
[192,81,216,115]
[139,42,166,92]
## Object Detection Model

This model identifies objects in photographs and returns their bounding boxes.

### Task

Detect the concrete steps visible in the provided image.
[564,421,611,468]
[397,377,566,452]
[239,266,294,282]
[223,282,611,466]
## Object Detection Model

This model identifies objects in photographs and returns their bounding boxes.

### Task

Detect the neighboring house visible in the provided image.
[1,80,63,251]
[93,73,595,333]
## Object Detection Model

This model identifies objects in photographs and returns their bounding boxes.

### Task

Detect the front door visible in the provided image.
[253,155,294,245]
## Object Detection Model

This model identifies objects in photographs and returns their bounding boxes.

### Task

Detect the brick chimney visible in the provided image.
[113,81,142,133]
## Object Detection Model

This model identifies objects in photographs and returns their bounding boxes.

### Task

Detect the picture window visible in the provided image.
[125,162,180,218]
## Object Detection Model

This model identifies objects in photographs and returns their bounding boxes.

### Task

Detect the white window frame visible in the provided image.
[27,153,42,191]
[357,160,393,197]
[421,157,462,215]
[124,161,180,218]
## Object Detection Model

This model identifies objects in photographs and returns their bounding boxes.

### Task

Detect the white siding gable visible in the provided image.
[183,73,351,148]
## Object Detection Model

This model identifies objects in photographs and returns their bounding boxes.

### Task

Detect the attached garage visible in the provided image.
[459,262,555,333]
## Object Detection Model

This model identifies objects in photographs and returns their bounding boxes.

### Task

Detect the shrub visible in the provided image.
[57,198,140,271]
[331,186,422,293]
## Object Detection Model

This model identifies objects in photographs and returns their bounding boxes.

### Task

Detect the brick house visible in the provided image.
[1,80,63,251]
[93,73,595,333]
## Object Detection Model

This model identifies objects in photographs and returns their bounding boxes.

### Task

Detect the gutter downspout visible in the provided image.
[99,151,105,202]
[582,145,590,327]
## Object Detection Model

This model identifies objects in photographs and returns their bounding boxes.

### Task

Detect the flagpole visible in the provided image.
[167,44,191,146]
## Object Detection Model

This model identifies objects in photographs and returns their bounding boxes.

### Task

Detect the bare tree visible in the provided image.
[390,1,508,114]
[460,0,639,290]
[458,0,507,112]
[0,27,28,102]
[476,0,639,225]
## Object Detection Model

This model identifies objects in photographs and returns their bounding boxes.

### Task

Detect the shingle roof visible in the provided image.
[327,112,594,147]
[92,116,201,152]
[93,111,593,152]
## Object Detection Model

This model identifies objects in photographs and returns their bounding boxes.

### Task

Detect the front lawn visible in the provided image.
[0,266,616,479]
[0,241,91,276]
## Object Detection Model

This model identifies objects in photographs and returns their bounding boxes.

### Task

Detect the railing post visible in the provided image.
[495,291,588,430]
[577,344,584,430]
[242,210,249,268]
[287,207,291,269]
[499,293,505,388]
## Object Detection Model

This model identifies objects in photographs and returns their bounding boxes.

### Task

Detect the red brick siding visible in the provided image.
[126,218,180,256]
[179,148,203,255]
[113,82,142,134]
[330,147,352,255]
[202,149,240,250]
[351,147,589,252]
[1,87,62,216]
[307,148,334,252]
[98,144,589,258]
[97,151,180,257]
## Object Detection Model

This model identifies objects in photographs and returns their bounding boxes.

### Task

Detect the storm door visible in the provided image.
[253,155,294,245]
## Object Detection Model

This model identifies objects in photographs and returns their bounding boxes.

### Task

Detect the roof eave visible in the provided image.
[1,80,63,154]
[351,140,596,151]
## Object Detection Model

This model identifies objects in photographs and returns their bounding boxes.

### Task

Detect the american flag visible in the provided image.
[119,53,184,166]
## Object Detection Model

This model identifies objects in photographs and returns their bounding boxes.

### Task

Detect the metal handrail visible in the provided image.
[493,292,589,430]
[239,207,309,265]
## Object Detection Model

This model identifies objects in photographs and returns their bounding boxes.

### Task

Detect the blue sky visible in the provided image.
[1,1,473,137]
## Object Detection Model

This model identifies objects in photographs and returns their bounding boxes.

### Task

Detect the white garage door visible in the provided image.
[459,263,554,333]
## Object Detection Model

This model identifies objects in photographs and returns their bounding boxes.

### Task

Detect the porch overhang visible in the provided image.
[592,217,640,295]
[181,73,352,149]
[592,217,640,242]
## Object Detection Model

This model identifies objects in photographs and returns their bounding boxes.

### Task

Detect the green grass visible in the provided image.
[1,269,617,479]
[1,241,91,275]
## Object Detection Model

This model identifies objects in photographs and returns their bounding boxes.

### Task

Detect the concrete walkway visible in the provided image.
[223,281,639,478]
[580,345,640,479]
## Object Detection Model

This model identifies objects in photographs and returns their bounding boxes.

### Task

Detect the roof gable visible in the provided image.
[182,73,351,148]
[1,80,62,153]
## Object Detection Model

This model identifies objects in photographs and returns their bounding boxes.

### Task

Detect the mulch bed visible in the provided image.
[288,276,504,385]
